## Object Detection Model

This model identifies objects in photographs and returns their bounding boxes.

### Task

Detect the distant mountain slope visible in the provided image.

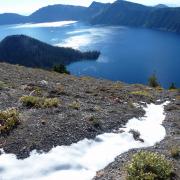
[30,2,111,22]
[0,35,100,68]
[0,2,110,24]
[29,4,86,22]
[91,1,151,26]
[154,4,168,9]
[85,1,111,20]
[91,0,180,33]
[0,1,180,33]
[0,13,27,25]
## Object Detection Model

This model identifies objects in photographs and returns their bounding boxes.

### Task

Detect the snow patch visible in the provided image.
[0,102,168,180]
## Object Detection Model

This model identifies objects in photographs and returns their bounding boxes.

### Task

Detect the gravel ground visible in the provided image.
[94,99,180,180]
[0,63,179,179]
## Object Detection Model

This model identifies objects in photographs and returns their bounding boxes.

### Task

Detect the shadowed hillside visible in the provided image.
[0,35,100,68]
[1,1,180,33]
[91,0,180,33]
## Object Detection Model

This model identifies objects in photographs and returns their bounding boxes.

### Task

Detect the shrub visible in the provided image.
[156,86,164,91]
[68,101,80,110]
[126,151,173,180]
[20,96,59,108]
[43,98,59,108]
[128,102,135,109]
[0,108,20,134]
[111,83,123,90]
[33,87,43,96]
[169,83,177,90]
[130,91,151,97]
[148,74,159,88]
[170,146,180,159]
[53,64,70,74]
[0,81,8,90]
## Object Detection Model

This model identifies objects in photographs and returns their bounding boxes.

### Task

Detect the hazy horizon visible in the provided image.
[0,0,180,15]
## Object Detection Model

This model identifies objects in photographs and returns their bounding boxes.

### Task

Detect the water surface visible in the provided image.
[0,21,179,87]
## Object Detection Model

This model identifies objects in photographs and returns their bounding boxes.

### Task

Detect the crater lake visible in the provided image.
[0,21,179,88]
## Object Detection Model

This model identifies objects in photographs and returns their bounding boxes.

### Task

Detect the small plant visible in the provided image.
[0,108,20,134]
[68,101,80,110]
[148,73,159,88]
[170,146,180,159]
[126,151,173,180]
[53,64,70,74]
[128,102,135,109]
[169,83,177,90]
[111,83,123,90]
[80,77,92,81]
[20,96,59,108]
[43,98,59,108]
[130,91,151,97]
[156,86,164,91]
[0,81,8,90]
[88,116,100,128]
[33,87,43,96]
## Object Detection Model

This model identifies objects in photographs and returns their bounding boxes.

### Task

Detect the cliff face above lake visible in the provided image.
[1,1,180,33]
[0,62,179,178]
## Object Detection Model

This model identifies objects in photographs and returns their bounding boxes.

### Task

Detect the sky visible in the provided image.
[0,0,180,15]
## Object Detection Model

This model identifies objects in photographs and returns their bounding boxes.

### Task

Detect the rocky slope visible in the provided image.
[0,62,179,178]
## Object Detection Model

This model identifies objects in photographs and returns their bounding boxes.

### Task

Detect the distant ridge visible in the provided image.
[0,13,28,25]
[29,4,86,22]
[0,1,180,33]
[154,4,169,9]
[90,0,180,33]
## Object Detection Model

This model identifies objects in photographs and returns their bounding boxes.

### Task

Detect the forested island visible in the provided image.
[0,35,100,69]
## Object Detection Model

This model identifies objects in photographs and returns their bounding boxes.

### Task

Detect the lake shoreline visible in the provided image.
[0,21,180,87]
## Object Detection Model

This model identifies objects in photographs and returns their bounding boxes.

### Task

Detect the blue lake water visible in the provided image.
[0,21,179,88]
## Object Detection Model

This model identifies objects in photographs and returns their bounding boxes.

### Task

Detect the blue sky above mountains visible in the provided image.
[0,0,180,15]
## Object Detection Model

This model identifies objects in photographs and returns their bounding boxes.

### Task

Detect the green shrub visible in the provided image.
[0,81,8,90]
[169,83,177,90]
[43,98,59,108]
[33,87,43,96]
[126,151,173,180]
[148,74,159,88]
[53,64,70,74]
[170,146,180,159]
[68,101,80,110]
[20,96,59,108]
[130,91,151,97]
[0,108,20,134]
